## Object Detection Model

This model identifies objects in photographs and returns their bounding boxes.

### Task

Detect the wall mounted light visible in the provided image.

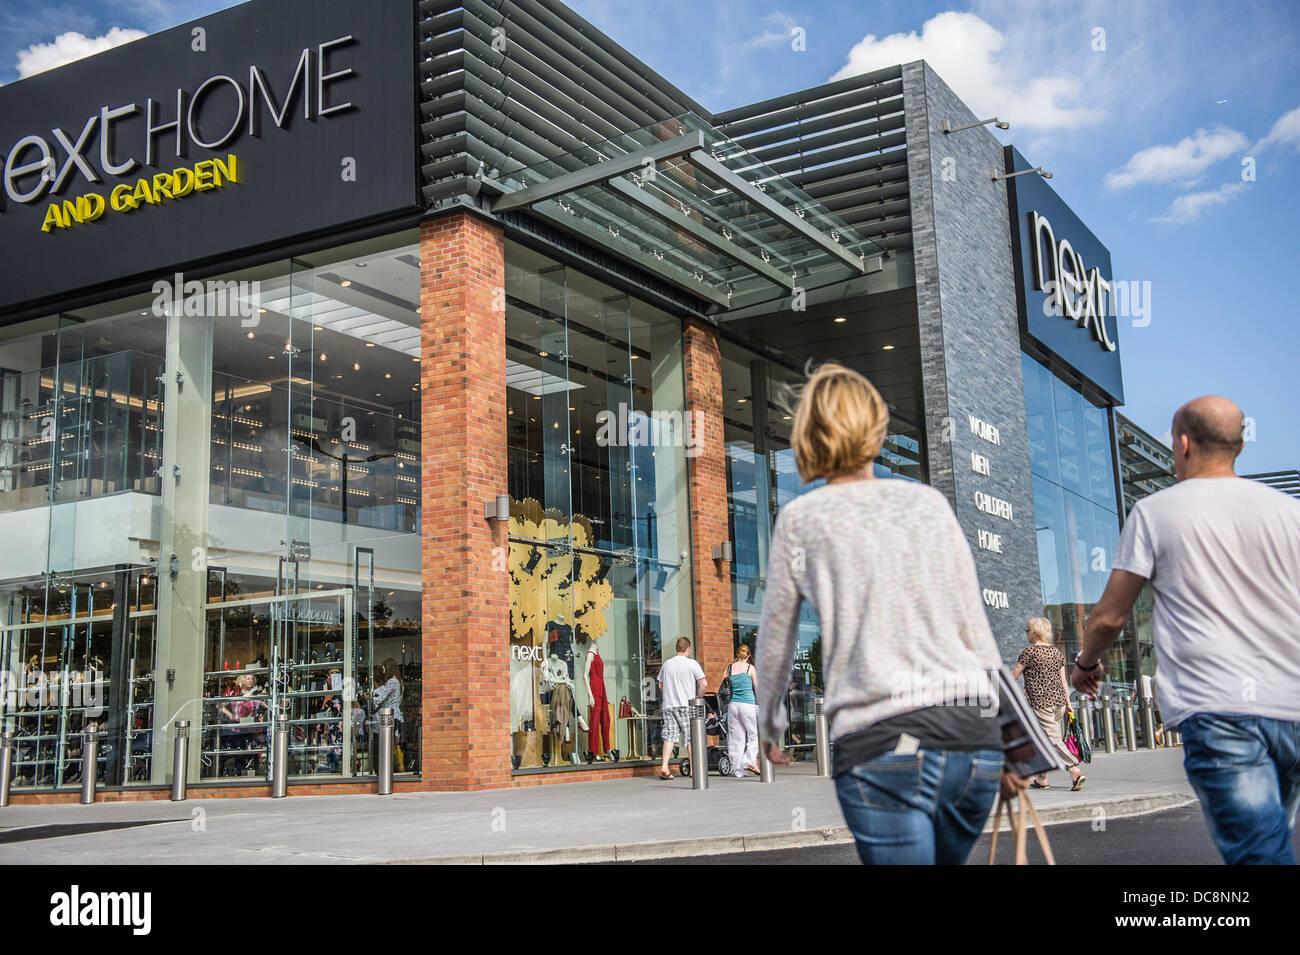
[483,494,511,521]
[991,166,1052,181]
[943,117,1010,134]
[711,541,734,562]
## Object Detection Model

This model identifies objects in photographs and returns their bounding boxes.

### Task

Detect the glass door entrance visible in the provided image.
[201,588,357,780]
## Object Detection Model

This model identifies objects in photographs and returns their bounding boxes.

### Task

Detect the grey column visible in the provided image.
[152,307,213,786]
[903,61,1042,661]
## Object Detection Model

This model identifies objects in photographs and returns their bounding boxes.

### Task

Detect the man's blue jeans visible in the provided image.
[1179,713,1300,865]
[834,748,1002,865]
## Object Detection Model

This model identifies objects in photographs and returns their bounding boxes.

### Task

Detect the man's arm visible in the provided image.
[1073,569,1147,694]
[695,677,706,697]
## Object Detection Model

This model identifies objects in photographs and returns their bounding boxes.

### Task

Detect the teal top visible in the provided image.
[727,666,756,705]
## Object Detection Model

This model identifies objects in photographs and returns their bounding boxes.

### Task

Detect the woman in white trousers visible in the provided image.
[724,645,760,777]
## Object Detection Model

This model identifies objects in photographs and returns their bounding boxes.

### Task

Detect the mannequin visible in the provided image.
[544,651,575,765]
[584,646,612,760]
[546,614,575,680]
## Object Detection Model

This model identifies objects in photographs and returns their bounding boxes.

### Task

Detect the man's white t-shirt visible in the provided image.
[1113,477,1300,727]
[658,654,705,710]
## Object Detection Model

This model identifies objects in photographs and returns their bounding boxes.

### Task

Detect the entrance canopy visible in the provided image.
[490,113,883,311]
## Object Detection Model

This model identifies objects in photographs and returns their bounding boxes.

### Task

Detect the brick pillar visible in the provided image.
[419,211,510,790]
[682,317,734,680]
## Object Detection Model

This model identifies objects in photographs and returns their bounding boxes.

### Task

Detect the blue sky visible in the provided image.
[3,0,1297,471]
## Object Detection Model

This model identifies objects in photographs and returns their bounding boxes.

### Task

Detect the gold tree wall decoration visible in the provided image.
[507,498,614,646]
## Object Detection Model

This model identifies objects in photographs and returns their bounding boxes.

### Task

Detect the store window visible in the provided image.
[505,242,692,772]
[1022,352,1127,690]
[0,228,423,790]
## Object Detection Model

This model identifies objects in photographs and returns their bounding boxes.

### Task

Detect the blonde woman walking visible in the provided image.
[755,361,1022,865]
[1012,618,1084,790]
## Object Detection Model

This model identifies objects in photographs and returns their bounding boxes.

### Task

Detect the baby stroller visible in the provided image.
[676,692,733,777]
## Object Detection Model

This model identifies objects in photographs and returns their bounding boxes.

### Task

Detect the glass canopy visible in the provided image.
[491,113,884,311]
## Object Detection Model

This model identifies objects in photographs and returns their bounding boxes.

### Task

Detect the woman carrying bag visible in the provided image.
[755,361,1029,865]
[1011,618,1085,791]
[721,645,760,777]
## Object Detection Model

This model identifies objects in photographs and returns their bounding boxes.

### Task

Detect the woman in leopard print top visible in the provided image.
[1012,617,1084,791]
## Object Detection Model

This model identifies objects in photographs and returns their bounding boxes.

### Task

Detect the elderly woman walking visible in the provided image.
[1012,617,1085,791]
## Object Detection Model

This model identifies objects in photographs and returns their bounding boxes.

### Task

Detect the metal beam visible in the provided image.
[603,178,793,293]
[492,132,706,213]
[686,149,868,274]
[524,204,732,307]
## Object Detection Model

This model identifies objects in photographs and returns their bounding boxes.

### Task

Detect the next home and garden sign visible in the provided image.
[1004,145,1124,404]
[0,0,418,316]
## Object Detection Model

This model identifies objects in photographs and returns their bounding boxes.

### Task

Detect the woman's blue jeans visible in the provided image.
[834,748,1002,865]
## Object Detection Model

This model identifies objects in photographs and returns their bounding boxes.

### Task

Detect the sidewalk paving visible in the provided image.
[0,747,1195,864]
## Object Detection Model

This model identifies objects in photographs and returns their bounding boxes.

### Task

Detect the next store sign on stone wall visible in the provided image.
[0,0,419,317]
[1004,145,1124,404]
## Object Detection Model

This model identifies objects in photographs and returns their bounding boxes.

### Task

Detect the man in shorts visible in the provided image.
[657,636,706,779]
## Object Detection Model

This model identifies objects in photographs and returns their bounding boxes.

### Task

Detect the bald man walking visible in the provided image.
[1073,396,1300,864]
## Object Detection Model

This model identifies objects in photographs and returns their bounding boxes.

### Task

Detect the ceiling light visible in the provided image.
[630,355,639,360]
[319,353,327,361]
[834,316,846,324]
[334,374,343,379]
[882,344,895,351]
[246,331,255,339]
[539,350,548,357]
[365,342,375,348]
[258,308,267,314]
[353,362,360,371]
[384,373,392,379]
[356,262,367,268]
[533,395,541,400]
[340,280,352,287]
[412,357,420,362]
[737,397,747,403]
[314,325,323,331]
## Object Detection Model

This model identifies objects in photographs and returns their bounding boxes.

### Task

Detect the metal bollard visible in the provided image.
[1123,701,1138,752]
[814,698,831,778]
[758,744,775,783]
[80,730,98,804]
[1100,696,1116,754]
[270,710,289,798]
[0,734,13,807]
[170,721,190,801]
[1079,701,1093,750]
[688,698,708,791]
[377,708,394,796]
[1141,700,1156,750]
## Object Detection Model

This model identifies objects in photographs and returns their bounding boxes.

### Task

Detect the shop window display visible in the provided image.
[505,243,692,772]
[0,229,424,789]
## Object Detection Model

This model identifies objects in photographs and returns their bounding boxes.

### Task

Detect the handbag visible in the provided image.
[718,669,733,708]
[1066,709,1092,764]
[618,696,632,719]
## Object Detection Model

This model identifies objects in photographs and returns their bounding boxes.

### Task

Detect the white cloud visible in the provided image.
[830,11,1103,131]
[1149,182,1246,225]
[15,27,146,79]
[1105,126,1248,190]
[737,11,800,54]
[1254,105,1300,153]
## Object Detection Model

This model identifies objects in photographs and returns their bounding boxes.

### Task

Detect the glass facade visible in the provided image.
[0,230,423,789]
[721,336,925,755]
[1021,352,1134,696]
[504,242,693,771]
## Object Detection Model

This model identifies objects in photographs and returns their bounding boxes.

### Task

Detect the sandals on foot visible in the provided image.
[1030,779,1050,789]
[1071,774,1086,791]
[656,770,674,780]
